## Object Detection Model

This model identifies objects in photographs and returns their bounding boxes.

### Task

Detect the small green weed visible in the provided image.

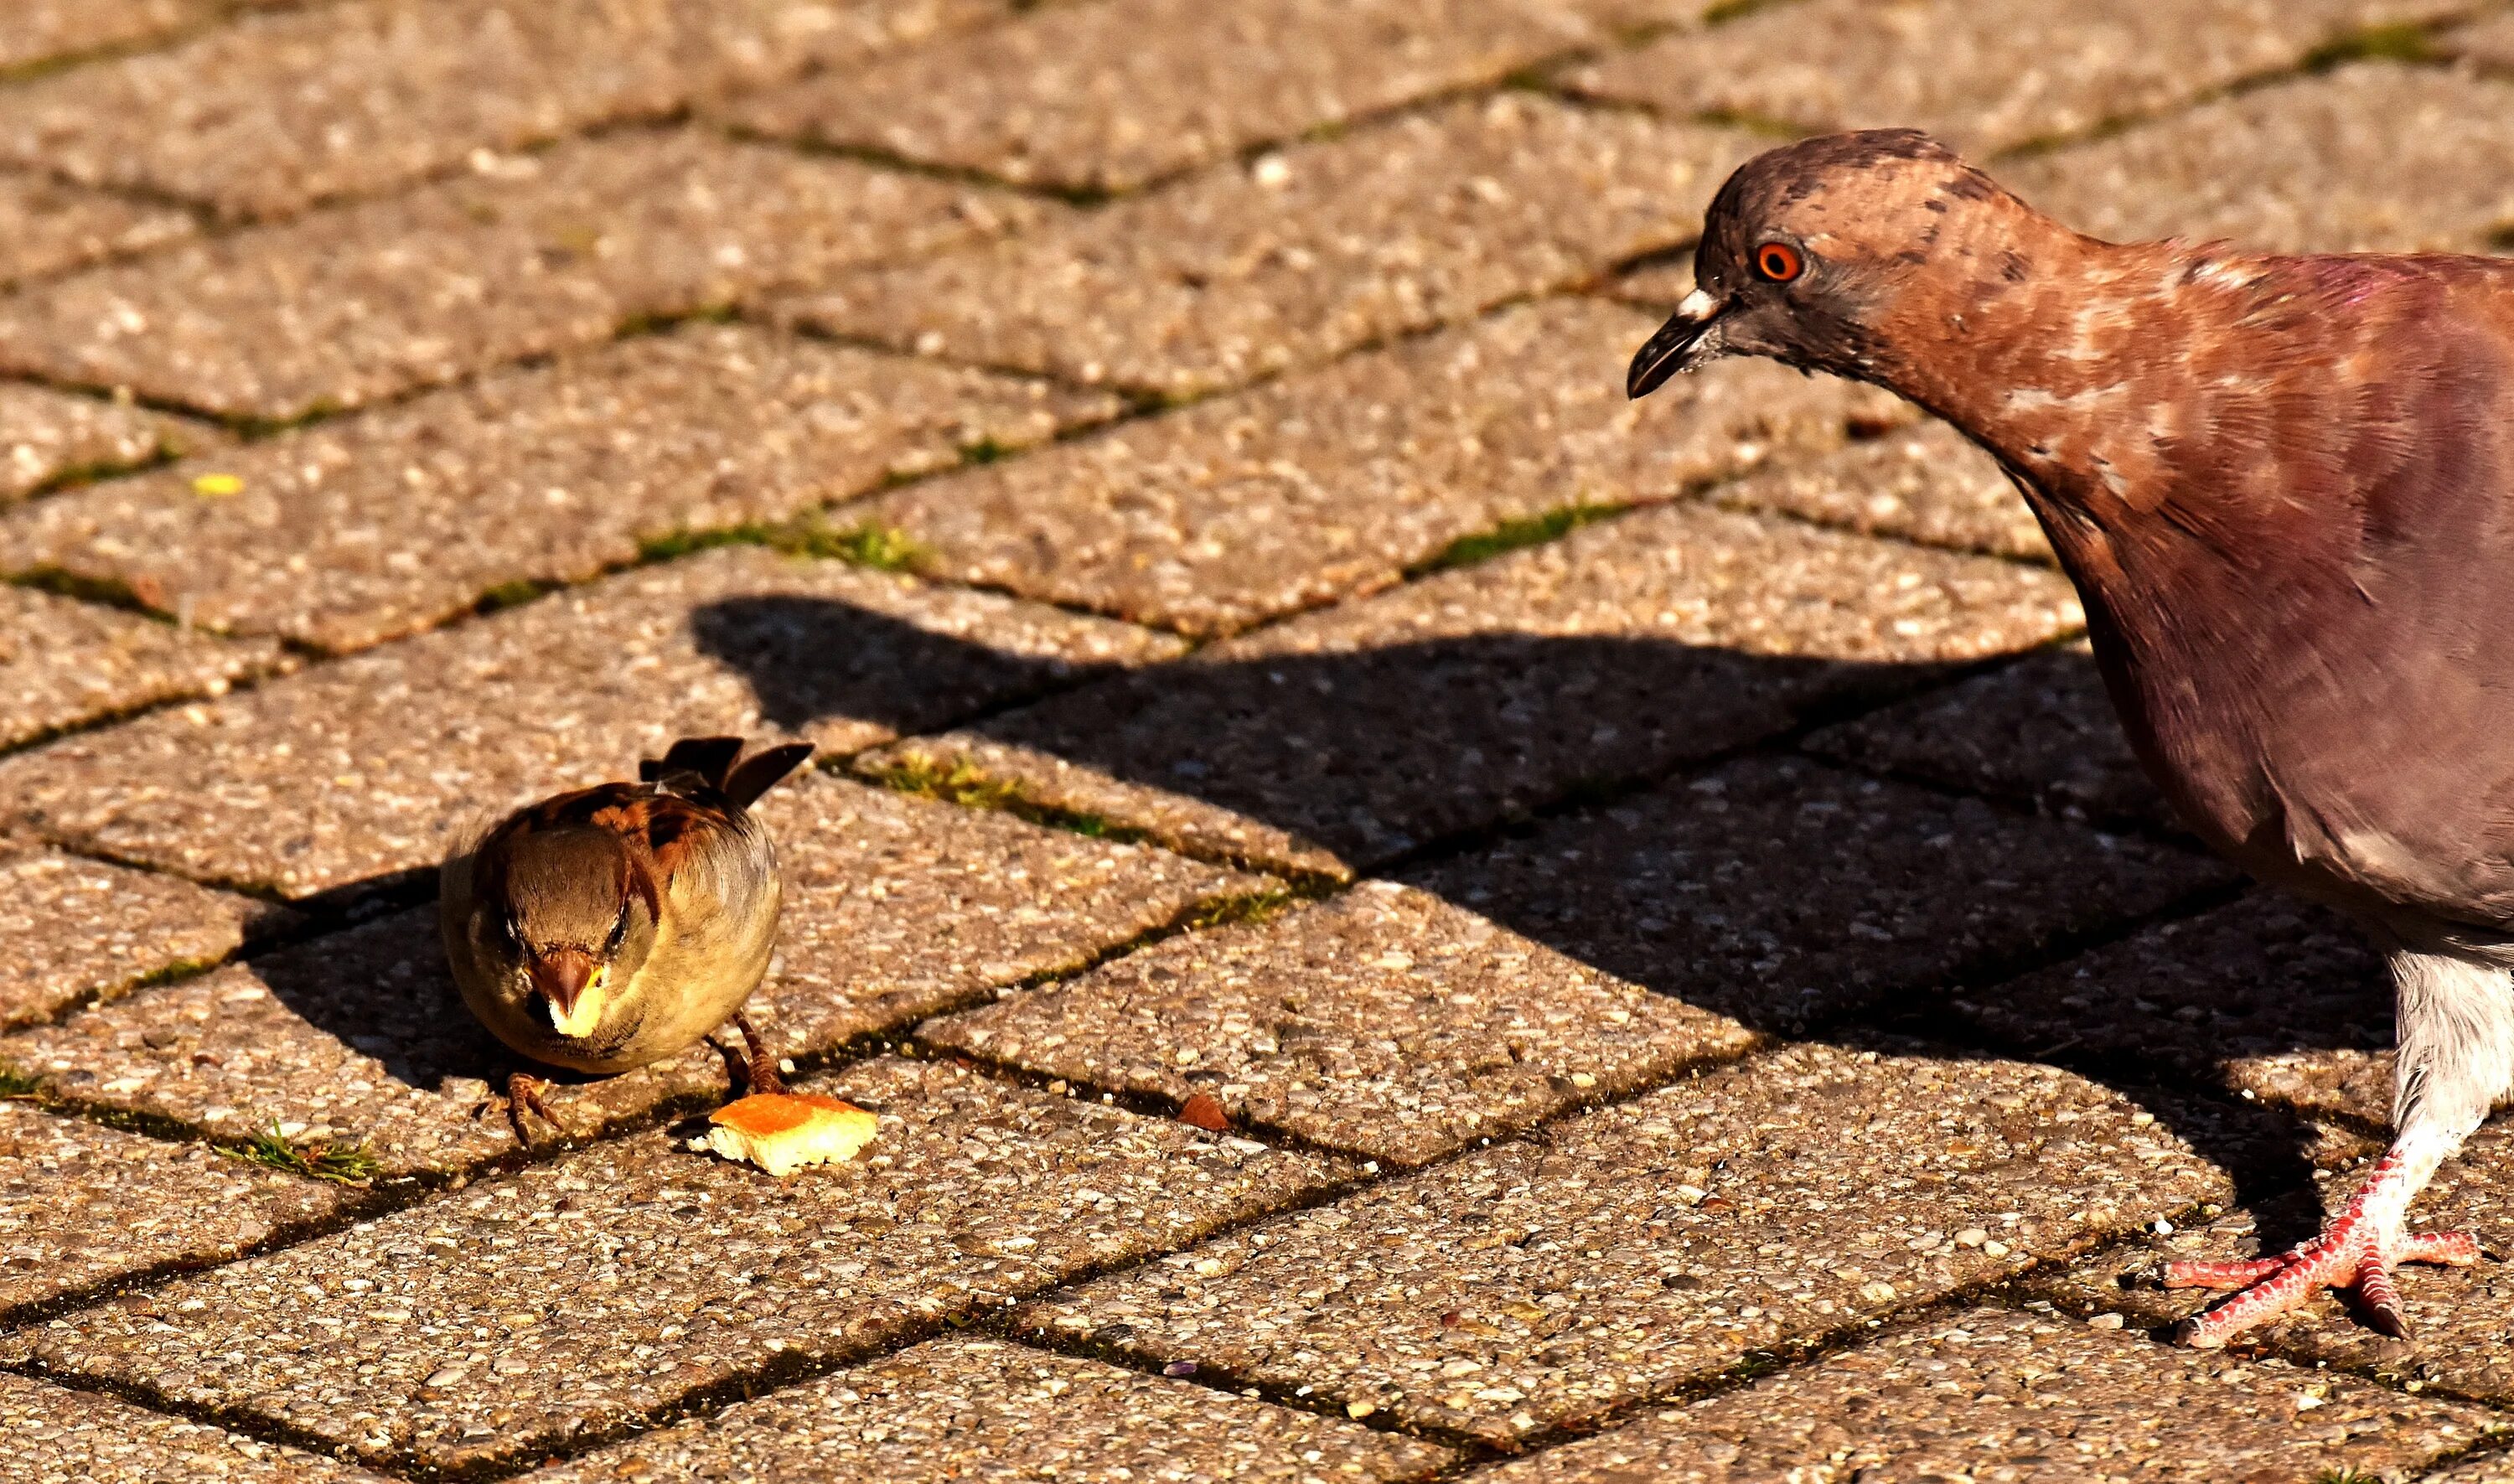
[225,1121,382,1185]
[796,521,931,572]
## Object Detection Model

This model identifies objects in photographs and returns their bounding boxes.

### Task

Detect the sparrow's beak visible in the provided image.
[530,950,608,1038]
[1627,288,1730,398]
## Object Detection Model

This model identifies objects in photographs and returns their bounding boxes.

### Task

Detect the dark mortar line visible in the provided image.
[719,39,1637,214]
[0,0,353,90]
[0,652,295,771]
[1990,13,2484,164]
[0,1355,402,1472]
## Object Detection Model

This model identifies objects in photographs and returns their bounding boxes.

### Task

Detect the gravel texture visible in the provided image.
[1953,890,2396,1127]
[0,546,1181,898]
[0,324,1118,651]
[0,169,196,285]
[0,1102,345,1317]
[873,297,1905,635]
[926,881,1757,1165]
[8,1057,1342,1471]
[866,500,2086,878]
[1401,755,2231,1033]
[0,772,1255,1174]
[1709,416,2051,563]
[0,127,1045,421]
[0,845,279,1029]
[0,583,284,751]
[0,382,224,503]
[1806,641,2170,830]
[1017,1040,2228,1446]
[0,0,1015,220]
[1482,1303,2500,1481]
[541,1336,1454,1483]
[1566,0,2449,156]
[2007,62,2514,254]
[726,0,1599,194]
[0,1370,389,1484]
[780,93,1761,400]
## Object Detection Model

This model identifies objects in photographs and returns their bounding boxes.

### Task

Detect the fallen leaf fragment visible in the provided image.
[1178,1093,1231,1132]
[700,1092,877,1176]
[192,473,245,497]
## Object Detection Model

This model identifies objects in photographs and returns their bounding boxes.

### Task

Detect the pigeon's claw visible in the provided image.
[2163,1223,2476,1347]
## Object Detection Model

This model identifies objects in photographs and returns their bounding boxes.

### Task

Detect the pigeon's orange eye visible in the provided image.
[1755,241,1803,282]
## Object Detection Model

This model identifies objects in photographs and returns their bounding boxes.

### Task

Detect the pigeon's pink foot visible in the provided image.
[2164,1151,2479,1347]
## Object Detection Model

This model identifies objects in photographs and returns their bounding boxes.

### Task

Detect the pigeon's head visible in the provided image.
[1629,129,2046,397]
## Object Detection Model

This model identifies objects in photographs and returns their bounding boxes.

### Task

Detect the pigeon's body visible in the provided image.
[1629,130,2514,1344]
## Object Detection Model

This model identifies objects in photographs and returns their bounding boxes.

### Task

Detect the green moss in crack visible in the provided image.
[1412,502,1623,575]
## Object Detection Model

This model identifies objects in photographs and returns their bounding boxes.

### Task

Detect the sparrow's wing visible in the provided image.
[722,742,816,810]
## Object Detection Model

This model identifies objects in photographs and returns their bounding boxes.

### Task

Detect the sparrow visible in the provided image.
[441,735,815,1144]
[1629,129,2514,1347]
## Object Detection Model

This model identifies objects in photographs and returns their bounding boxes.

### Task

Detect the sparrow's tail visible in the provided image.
[642,736,816,810]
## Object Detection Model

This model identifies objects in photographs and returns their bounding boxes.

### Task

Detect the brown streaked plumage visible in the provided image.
[440,736,814,1143]
[1632,129,2514,1347]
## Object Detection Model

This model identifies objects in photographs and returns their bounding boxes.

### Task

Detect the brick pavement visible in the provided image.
[3,4,2514,1481]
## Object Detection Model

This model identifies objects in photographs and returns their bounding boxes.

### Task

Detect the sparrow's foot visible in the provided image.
[733,1011,784,1097]
[2165,1214,2477,1347]
[486,1072,571,1148]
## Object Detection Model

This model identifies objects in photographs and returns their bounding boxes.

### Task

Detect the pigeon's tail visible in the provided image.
[641,737,815,810]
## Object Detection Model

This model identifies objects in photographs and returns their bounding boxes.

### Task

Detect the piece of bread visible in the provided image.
[700,1092,878,1176]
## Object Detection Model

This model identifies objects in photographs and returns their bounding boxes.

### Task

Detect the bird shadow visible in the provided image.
[654,592,2389,1228]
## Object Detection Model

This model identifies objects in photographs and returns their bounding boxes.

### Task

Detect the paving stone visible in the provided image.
[1806,641,2170,830]
[0,546,1182,898]
[1480,1302,2499,1482]
[1566,0,2455,156]
[928,881,1756,1166]
[0,846,280,1030]
[1406,755,2227,1033]
[0,583,283,750]
[727,0,1600,194]
[2449,10,2514,70]
[0,1370,388,1484]
[872,297,1904,636]
[0,170,195,285]
[0,324,1119,651]
[8,1057,1341,1471]
[0,382,224,503]
[1709,416,2051,564]
[866,502,2087,879]
[0,1102,345,1317]
[0,772,1256,1174]
[0,0,1014,220]
[782,93,1761,401]
[540,1335,1452,1484]
[0,127,1044,421]
[1953,891,2396,1130]
[1016,1040,2227,1446]
[2006,63,2514,255]
[2040,1123,2514,1399]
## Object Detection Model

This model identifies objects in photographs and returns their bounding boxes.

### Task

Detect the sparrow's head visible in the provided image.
[488,823,658,1039]
[1629,129,2055,397]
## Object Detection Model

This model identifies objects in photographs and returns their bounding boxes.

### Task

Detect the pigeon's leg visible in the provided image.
[733,1011,784,1096]
[2167,945,2509,1347]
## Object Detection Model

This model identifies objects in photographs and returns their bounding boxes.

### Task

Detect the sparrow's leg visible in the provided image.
[499,1072,569,1148]
[2167,944,2508,1346]
[734,1011,784,1097]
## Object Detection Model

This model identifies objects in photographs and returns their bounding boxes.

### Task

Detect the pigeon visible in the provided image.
[1628,128,2512,1347]
[441,736,815,1144]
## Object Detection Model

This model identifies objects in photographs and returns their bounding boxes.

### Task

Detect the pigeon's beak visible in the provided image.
[1627,288,1730,398]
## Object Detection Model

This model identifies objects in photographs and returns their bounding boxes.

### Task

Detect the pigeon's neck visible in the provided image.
[1861,230,2209,523]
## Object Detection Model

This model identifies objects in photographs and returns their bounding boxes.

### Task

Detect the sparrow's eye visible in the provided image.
[1754,241,1804,283]
[603,911,629,954]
